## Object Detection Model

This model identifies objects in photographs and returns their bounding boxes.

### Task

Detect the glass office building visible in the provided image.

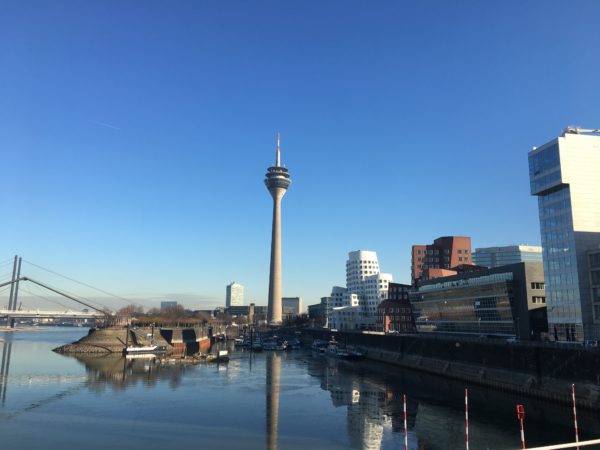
[529,129,600,341]
[473,245,542,268]
[409,263,547,340]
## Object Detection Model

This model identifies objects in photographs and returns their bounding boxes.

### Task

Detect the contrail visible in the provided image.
[89,119,121,130]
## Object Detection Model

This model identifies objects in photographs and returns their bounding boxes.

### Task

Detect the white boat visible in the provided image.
[122,345,167,356]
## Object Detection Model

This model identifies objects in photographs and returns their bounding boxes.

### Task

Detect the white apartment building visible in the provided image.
[328,250,393,330]
[226,282,244,307]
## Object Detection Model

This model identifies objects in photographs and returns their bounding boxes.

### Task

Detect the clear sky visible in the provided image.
[1,1,600,311]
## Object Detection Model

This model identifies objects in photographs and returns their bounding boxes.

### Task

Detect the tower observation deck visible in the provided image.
[264,133,292,325]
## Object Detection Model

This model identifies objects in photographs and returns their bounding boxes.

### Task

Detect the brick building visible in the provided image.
[411,236,472,284]
[377,282,414,333]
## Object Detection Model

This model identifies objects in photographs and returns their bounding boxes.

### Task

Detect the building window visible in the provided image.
[532,296,546,304]
[531,282,545,290]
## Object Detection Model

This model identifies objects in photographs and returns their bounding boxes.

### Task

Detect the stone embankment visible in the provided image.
[54,327,169,354]
[302,329,600,410]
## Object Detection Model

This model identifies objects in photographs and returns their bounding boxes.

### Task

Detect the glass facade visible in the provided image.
[536,186,582,339]
[529,132,600,341]
[410,274,517,337]
[473,246,543,268]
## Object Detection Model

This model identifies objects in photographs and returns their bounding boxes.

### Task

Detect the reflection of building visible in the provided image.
[306,356,395,450]
[282,297,302,320]
[473,245,543,268]
[226,282,244,307]
[529,129,600,341]
[377,283,414,333]
[409,262,547,340]
[328,251,393,331]
[411,236,472,283]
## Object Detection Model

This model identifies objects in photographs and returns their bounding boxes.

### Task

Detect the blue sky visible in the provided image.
[1,1,599,310]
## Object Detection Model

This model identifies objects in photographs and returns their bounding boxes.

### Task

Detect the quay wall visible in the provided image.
[302,329,600,410]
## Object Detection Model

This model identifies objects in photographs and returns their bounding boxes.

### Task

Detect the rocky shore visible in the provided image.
[53,327,170,354]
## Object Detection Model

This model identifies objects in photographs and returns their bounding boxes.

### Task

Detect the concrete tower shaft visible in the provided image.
[264,134,291,325]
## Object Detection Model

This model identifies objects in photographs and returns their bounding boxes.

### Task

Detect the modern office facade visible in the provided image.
[224,304,268,323]
[160,301,178,311]
[308,297,329,327]
[409,262,547,340]
[226,282,244,307]
[589,250,600,322]
[282,297,303,320]
[529,129,600,341]
[473,245,543,268]
[411,236,472,284]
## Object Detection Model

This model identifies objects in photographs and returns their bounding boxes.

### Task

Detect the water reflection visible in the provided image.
[0,337,13,405]
[307,356,396,449]
[69,354,192,390]
[3,330,600,450]
[306,354,600,449]
[266,352,281,450]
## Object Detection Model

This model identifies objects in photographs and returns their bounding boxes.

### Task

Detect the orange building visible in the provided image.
[411,236,472,284]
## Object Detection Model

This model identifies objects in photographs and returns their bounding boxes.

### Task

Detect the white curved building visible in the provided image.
[329,250,393,330]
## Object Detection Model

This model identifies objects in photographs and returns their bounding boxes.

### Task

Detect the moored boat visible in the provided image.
[122,345,167,356]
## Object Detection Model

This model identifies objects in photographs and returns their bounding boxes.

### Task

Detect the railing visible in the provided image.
[525,438,600,449]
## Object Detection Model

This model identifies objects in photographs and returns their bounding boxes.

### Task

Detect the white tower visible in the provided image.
[264,133,292,325]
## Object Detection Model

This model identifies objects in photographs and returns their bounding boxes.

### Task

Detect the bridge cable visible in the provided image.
[21,285,72,311]
[22,259,141,308]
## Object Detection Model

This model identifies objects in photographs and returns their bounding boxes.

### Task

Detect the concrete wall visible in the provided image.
[302,329,600,409]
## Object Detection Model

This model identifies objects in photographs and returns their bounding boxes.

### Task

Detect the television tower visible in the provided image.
[264,133,292,325]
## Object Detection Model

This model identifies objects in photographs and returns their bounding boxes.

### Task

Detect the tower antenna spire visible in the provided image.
[276,132,281,167]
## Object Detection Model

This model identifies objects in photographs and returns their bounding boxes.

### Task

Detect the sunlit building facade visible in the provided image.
[473,245,542,268]
[409,263,547,340]
[328,251,393,330]
[226,282,244,307]
[529,129,600,341]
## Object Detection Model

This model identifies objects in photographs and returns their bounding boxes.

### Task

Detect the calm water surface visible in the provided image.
[1,328,599,450]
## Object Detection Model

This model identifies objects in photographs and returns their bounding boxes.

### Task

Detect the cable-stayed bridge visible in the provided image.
[0,255,122,325]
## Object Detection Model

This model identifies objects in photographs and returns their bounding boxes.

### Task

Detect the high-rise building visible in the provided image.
[329,250,393,330]
[264,133,292,325]
[473,245,543,268]
[282,297,302,320]
[226,282,244,307]
[411,236,472,284]
[160,301,177,311]
[529,128,600,341]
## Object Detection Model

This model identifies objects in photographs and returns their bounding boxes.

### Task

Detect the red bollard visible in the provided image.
[465,388,469,450]
[516,404,526,449]
[403,394,408,450]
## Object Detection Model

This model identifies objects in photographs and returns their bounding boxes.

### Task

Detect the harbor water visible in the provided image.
[0,328,599,449]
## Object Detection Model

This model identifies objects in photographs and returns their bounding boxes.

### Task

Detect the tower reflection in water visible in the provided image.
[0,336,13,405]
[266,352,281,450]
